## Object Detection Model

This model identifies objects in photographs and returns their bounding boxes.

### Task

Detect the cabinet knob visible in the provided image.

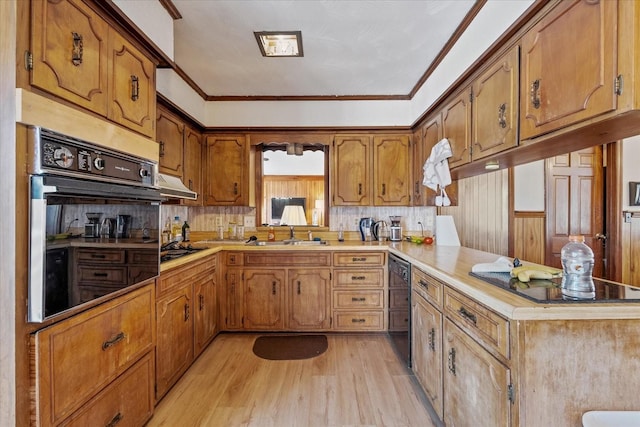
[71,32,83,66]
[130,75,139,101]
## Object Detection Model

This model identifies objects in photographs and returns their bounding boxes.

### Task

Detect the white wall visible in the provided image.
[513,160,545,211]
[622,136,640,211]
[263,150,324,175]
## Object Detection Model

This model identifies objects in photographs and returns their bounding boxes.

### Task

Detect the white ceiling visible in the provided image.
[170,0,476,98]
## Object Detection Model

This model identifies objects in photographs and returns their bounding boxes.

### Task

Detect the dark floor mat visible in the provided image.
[252,334,328,360]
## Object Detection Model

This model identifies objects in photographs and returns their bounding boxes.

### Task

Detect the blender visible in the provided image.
[389,215,403,241]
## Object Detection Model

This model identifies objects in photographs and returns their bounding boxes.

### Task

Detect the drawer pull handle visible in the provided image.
[272,281,277,295]
[71,32,83,65]
[130,75,139,101]
[352,297,366,302]
[93,272,109,277]
[184,303,190,321]
[498,102,507,128]
[458,306,477,325]
[448,348,457,375]
[352,257,366,262]
[159,141,165,157]
[358,183,362,195]
[102,332,125,351]
[234,182,238,195]
[418,279,428,290]
[351,318,366,323]
[106,412,123,427]
[351,275,366,280]
[297,281,301,295]
[381,183,386,195]
[199,294,204,311]
[428,328,436,351]
[91,254,107,259]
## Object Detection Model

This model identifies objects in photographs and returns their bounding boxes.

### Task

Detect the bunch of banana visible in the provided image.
[510,264,562,283]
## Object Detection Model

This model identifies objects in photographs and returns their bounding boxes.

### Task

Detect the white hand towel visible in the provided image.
[423,138,453,191]
[471,256,513,273]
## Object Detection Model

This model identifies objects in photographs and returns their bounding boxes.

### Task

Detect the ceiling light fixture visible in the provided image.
[254,31,303,57]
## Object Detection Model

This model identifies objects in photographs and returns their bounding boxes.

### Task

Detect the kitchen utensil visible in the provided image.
[389,215,403,241]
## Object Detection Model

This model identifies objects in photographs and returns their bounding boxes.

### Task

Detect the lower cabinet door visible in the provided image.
[443,319,511,427]
[243,269,285,330]
[287,269,331,330]
[411,291,443,419]
[194,271,217,356]
[61,352,154,427]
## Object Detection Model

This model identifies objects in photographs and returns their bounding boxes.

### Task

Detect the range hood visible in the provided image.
[157,173,198,200]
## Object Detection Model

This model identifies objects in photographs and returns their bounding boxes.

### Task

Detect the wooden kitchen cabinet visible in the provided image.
[156,104,184,177]
[333,134,410,206]
[520,0,617,140]
[332,251,386,331]
[183,125,203,206]
[223,267,244,330]
[443,318,511,427]
[373,135,411,206]
[288,268,331,330]
[471,45,520,160]
[332,135,372,206]
[27,0,156,138]
[29,0,109,116]
[31,284,155,427]
[205,135,249,206]
[156,254,218,400]
[441,86,472,169]
[243,269,286,330]
[107,28,155,138]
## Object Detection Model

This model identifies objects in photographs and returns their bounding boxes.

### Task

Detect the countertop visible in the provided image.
[160,239,640,321]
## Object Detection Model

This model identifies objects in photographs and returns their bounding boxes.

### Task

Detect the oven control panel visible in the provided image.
[30,127,156,187]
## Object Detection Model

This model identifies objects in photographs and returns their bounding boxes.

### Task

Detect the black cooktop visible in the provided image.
[160,244,204,263]
[469,271,639,303]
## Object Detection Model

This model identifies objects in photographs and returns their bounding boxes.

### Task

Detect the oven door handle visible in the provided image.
[28,176,49,322]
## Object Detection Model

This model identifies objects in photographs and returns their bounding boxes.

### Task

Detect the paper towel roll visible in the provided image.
[435,215,460,246]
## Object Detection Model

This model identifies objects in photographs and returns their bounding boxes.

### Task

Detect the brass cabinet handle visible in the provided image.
[530,79,541,109]
[93,272,108,277]
[358,183,362,195]
[352,257,366,262]
[102,332,125,351]
[351,318,366,323]
[448,348,457,375]
[90,254,106,259]
[159,141,165,157]
[498,103,507,128]
[199,294,204,311]
[72,32,83,66]
[272,281,276,295]
[130,75,139,101]
[458,306,477,325]
[418,279,429,290]
[184,303,189,321]
[428,328,436,351]
[233,182,238,195]
[351,297,366,302]
[188,179,193,190]
[105,412,123,427]
[381,183,386,196]
[351,275,365,280]
[297,281,301,295]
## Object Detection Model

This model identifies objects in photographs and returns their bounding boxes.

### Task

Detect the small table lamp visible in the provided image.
[280,205,307,225]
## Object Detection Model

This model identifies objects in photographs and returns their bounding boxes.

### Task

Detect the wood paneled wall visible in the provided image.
[439,170,510,255]
[262,175,324,225]
[513,212,546,264]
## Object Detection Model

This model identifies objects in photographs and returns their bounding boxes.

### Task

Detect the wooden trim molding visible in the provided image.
[159,0,182,20]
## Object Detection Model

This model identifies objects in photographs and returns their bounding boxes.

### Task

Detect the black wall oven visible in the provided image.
[28,126,162,322]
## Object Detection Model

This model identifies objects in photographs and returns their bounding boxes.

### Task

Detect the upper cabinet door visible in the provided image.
[108,29,156,138]
[520,0,617,140]
[472,46,520,160]
[442,87,472,169]
[31,0,109,116]
[373,135,411,206]
[332,135,371,206]
[204,135,249,206]
[183,126,203,206]
[156,105,184,177]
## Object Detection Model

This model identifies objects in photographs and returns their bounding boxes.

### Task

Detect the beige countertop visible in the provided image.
[160,239,640,320]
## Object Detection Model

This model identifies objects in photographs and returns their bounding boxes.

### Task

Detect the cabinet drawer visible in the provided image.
[128,249,159,264]
[226,252,243,266]
[245,252,331,267]
[77,249,126,263]
[333,251,385,267]
[77,266,128,285]
[333,311,384,330]
[32,285,154,426]
[444,288,510,359]
[158,254,214,296]
[333,269,383,287]
[389,310,409,331]
[333,290,383,309]
[61,351,154,427]
[412,268,443,308]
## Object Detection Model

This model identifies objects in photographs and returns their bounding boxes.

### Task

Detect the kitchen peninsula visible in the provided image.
[159,240,640,427]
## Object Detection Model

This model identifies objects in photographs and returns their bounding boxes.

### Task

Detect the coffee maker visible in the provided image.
[389,215,403,241]
[84,212,102,238]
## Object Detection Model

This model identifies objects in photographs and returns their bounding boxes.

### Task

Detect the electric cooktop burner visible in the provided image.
[469,271,640,303]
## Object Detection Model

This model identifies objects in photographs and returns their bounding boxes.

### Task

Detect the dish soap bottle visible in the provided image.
[560,235,595,299]
[182,220,190,242]
[172,216,182,241]
[267,226,275,242]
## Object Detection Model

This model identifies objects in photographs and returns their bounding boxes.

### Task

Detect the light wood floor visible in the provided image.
[148,333,438,427]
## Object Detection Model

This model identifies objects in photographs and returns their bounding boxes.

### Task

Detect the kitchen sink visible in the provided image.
[250,240,329,246]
